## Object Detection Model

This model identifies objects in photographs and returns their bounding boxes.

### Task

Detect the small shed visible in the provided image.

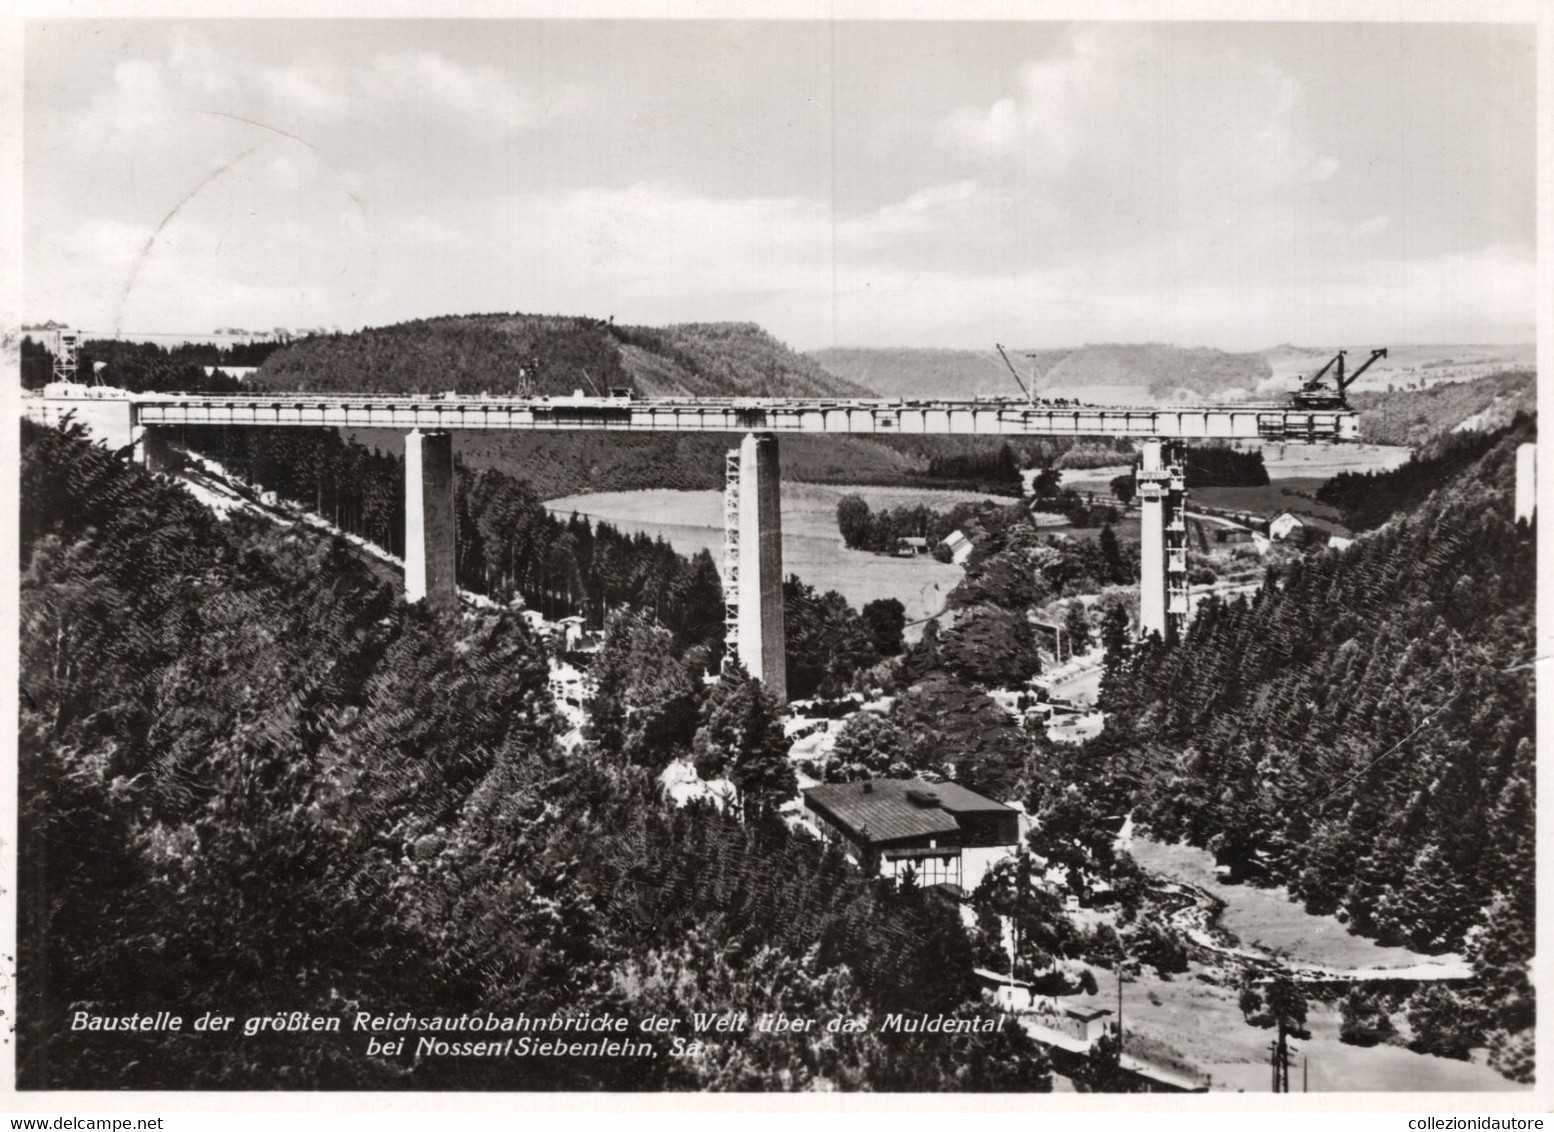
[554,614,587,651]
[973,967,1036,1013]
[940,530,973,565]
[1064,1005,1115,1044]
[1271,511,1355,549]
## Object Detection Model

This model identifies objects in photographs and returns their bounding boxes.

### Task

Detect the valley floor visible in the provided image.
[1105,838,1518,1093]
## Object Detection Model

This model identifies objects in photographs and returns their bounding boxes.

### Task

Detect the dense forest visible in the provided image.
[948,516,1140,614]
[174,425,888,700]
[20,335,276,392]
[1183,446,1269,488]
[18,419,1052,1091]
[1316,424,1522,531]
[178,424,727,651]
[1095,418,1536,1080]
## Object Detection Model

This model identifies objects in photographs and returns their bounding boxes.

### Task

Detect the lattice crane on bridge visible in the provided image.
[1291,347,1388,410]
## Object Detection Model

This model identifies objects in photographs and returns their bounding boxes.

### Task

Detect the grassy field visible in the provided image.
[1130,838,1465,972]
[1104,837,1519,1092]
[1189,483,1341,521]
[544,483,989,632]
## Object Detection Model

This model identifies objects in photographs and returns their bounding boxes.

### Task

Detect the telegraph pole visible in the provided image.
[1116,960,1125,1059]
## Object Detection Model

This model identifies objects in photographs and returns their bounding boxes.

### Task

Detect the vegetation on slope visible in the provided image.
[250,314,870,399]
[179,424,726,651]
[1096,419,1536,1081]
[1316,422,1526,531]
[177,424,889,699]
[18,419,1051,1091]
[21,335,276,392]
[1349,370,1536,447]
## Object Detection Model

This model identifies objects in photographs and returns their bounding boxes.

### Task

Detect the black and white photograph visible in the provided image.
[3,1,1546,1113]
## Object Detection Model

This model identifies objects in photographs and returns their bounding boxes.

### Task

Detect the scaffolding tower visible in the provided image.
[1136,439,1191,643]
[722,446,741,657]
[51,329,80,384]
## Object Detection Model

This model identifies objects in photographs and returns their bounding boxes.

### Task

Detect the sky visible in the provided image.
[21,18,1538,351]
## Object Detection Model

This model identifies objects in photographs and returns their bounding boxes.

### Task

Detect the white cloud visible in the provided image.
[937,26,1339,208]
[389,214,462,246]
[167,28,235,96]
[256,61,353,121]
[838,180,993,246]
[366,51,585,136]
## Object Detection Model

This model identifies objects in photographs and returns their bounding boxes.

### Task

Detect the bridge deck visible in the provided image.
[90,394,1356,442]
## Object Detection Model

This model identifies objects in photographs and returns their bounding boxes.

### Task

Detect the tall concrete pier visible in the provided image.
[1515,443,1536,522]
[727,432,787,702]
[404,429,458,608]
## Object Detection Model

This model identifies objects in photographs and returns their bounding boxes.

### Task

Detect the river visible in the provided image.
[544,483,1000,636]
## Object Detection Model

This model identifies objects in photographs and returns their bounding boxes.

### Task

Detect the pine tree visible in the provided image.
[692,661,794,817]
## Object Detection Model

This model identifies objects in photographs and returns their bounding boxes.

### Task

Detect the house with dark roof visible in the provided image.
[802,778,1022,892]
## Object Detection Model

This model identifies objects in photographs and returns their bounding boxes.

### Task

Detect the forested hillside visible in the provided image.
[250,315,870,399]
[1097,418,1536,1080]
[1316,424,1522,531]
[18,420,1049,1091]
[21,335,276,392]
[179,424,727,652]
[1350,370,1536,446]
[176,425,891,699]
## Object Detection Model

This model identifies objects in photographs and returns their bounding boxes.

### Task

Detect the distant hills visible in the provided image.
[251,315,871,399]
[807,348,1038,399]
[1260,342,1535,395]
[810,343,1270,404]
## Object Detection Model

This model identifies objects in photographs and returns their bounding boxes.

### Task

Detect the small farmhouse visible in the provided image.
[802,778,1021,892]
[895,536,930,557]
[1270,511,1355,550]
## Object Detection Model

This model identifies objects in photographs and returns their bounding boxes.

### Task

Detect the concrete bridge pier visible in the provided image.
[726,431,787,702]
[1135,438,1189,643]
[140,428,178,472]
[405,429,458,609]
